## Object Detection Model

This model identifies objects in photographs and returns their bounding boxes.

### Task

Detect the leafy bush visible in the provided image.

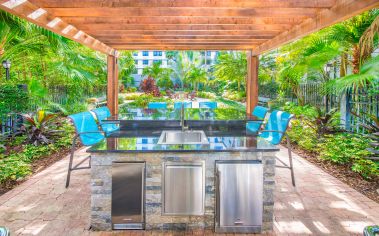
[222,90,246,102]
[124,92,143,100]
[129,94,170,108]
[197,91,217,99]
[0,84,29,115]
[318,133,371,164]
[287,119,318,152]
[0,154,31,183]
[318,133,378,178]
[140,77,160,97]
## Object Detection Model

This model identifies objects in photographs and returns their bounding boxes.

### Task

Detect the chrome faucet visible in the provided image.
[180,103,188,131]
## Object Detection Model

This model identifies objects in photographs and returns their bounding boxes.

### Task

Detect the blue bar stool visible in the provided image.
[174,102,192,109]
[66,111,105,188]
[246,106,269,133]
[259,110,296,186]
[92,106,120,134]
[199,101,217,109]
[148,102,167,109]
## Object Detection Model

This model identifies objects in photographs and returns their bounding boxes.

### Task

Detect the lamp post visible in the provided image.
[2,60,11,80]
[324,63,333,112]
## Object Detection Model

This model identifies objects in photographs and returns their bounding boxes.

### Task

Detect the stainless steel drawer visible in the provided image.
[162,161,205,215]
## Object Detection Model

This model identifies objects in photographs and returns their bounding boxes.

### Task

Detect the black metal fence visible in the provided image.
[0,85,107,136]
[348,88,379,133]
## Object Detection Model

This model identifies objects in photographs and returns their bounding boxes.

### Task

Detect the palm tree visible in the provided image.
[329,9,379,74]
[184,65,207,91]
[213,51,247,91]
[119,51,136,88]
[142,61,164,79]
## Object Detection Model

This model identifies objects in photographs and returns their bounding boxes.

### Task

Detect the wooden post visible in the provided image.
[246,51,259,115]
[107,55,119,115]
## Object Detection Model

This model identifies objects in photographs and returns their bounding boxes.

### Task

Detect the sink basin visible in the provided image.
[157,130,209,145]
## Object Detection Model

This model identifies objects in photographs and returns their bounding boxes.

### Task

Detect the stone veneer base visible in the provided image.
[90,151,276,233]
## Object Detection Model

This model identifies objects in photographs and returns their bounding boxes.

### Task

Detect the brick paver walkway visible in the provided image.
[0,147,377,235]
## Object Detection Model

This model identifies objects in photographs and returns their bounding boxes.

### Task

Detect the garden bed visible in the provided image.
[0,144,80,196]
[290,143,379,203]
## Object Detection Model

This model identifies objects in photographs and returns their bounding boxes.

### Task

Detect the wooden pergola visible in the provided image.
[1,0,378,115]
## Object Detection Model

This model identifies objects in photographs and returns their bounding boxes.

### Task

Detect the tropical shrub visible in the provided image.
[222,90,246,102]
[21,110,61,145]
[318,133,370,164]
[0,154,31,183]
[197,91,217,99]
[140,77,160,97]
[318,133,378,178]
[130,94,169,108]
[287,120,318,152]
[124,92,142,100]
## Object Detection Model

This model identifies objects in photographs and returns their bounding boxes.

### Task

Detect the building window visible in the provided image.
[133,52,138,56]
[206,59,212,65]
[132,68,138,74]
[153,60,162,64]
[206,51,211,56]
[142,51,149,56]
[153,51,162,56]
[134,60,138,65]
[143,60,149,65]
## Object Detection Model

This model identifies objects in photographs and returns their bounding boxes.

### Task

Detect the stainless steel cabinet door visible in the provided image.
[112,162,145,229]
[216,161,263,228]
[163,162,205,215]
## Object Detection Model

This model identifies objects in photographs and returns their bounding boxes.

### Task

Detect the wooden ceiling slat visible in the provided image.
[62,16,307,25]
[30,0,336,8]
[88,31,279,36]
[77,24,291,31]
[45,7,319,18]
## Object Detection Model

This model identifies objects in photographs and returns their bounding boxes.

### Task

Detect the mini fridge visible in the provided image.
[215,160,263,233]
[112,162,145,230]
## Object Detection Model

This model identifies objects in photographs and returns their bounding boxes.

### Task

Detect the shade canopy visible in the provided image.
[1,0,378,55]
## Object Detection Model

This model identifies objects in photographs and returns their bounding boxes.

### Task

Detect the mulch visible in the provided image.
[289,144,379,203]
[0,144,81,196]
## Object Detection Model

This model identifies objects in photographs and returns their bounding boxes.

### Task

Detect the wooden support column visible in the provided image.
[246,51,259,115]
[107,54,119,115]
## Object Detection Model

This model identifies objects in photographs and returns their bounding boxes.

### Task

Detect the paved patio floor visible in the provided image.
[0,147,378,235]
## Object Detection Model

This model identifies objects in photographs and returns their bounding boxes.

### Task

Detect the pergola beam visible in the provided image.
[76,24,291,31]
[43,7,320,18]
[0,0,116,55]
[62,16,307,25]
[252,0,379,55]
[31,0,336,8]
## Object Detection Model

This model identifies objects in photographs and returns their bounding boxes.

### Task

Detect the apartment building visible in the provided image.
[132,50,219,86]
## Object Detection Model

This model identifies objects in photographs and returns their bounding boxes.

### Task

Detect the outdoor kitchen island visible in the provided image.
[88,108,279,233]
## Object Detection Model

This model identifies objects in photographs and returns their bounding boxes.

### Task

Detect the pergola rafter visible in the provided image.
[1,0,378,115]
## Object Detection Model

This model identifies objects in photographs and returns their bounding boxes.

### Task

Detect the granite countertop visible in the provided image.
[105,108,260,121]
[88,129,279,153]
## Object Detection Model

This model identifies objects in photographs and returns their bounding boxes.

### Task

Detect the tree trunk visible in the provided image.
[340,53,348,77]
[352,44,360,74]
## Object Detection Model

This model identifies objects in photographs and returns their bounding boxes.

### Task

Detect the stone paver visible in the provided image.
[0,147,378,235]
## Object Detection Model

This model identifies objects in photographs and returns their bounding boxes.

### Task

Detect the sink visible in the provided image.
[157,130,209,145]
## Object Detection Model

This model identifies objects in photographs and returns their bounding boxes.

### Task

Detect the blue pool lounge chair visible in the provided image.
[148,102,167,109]
[174,102,192,109]
[259,110,296,186]
[92,106,119,134]
[246,106,269,133]
[199,101,217,109]
[66,111,105,188]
